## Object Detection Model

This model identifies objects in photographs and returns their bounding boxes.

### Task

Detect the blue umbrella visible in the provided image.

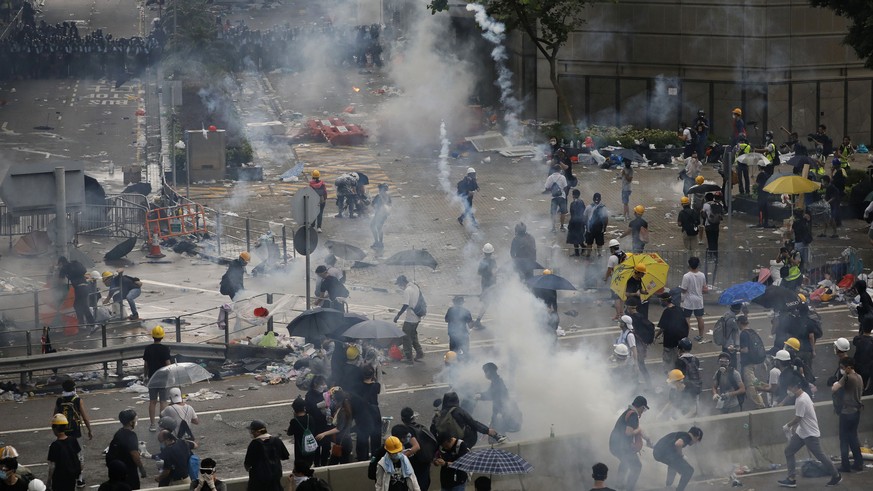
[718,282,766,305]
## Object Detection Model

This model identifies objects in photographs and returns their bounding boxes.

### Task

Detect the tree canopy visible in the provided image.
[810,0,873,68]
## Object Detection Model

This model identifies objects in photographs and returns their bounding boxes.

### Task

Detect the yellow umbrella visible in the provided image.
[763,175,820,195]
[610,253,670,301]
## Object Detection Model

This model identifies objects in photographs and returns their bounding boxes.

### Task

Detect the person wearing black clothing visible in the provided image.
[820,175,841,238]
[445,297,472,358]
[98,460,132,491]
[791,209,813,272]
[286,398,316,465]
[337,347,364,396]
[155,433,191,487]
[103,272,142,321]
[47,416,81,491]
[431,392,503,448]
[313,266,348,310]
[57,256,95,329]
[566,189,587,256]
[456,168,480,227]
[755,170,772,227]
[0,457,30,491]
[510,222,537,278]
[434,435,470,491]
[693,110,709,160]
[625,268,649,320]
[243,420,289,491]
[853,318,873,394]
[303,376,331,466]
[656,292,689,374]
[219,253,248,300]
[608,396,652,491]
[475,363,520,433]
[652,427,703,491]
[677,198,700,256]
[474,243,497,328]
[143,326,172,431]
[106,409,146,490]
[397,407,437,491]
[355,366,382,461]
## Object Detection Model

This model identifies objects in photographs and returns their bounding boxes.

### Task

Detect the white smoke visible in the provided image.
[465,3,522,144]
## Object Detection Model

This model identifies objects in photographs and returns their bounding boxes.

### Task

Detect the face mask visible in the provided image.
[292,475,308,486]
[718,365,727,373]
[0,471,7,480]
[840,369,846,375]
[390,453,401,461]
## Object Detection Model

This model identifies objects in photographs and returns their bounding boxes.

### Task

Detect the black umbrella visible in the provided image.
[122,182,152,196]
[325,240,366,261]
[341,312,368,330]
[686,183,721,195]
[786,155,817,171]
[385,249,438,269]
[512,257,543,271]
[610,148,646,163]
[752,285,802,311]
[355,171,370,185]
[527,273,576,291]
[286,307,345,340]
[339,319,404,340]
[104,237,137,261]
[351,260,378,269]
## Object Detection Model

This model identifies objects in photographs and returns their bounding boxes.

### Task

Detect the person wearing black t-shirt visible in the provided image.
[657,292,689,374]
[589,462,617,491]
[652,427,703,491]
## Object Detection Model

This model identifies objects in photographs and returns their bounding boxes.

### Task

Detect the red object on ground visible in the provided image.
[254,307,269,317]
[388,345,403,361]
[343,105,355,114]
[208,125,217,132]
[837,274,855,289]
[305,118,368,146]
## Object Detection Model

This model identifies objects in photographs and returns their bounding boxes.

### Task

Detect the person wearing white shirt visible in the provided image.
[393,275,424,364]
[679,257,708,342]
[778,377,841,487]
[544,165,569,232]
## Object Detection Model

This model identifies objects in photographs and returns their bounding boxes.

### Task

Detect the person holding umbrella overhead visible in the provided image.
[625,264,649,319]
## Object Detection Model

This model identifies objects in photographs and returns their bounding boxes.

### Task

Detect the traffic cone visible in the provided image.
[146,233,165,259]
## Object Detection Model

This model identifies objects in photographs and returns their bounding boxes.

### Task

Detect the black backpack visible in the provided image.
[677,355,702,395]
[219,272,232,296]
[56,395,82,436]
[408,422,438,466]
[632,314,655,345]
[251,437,282,483]
[744,329,767,364]
[706,201,724,225]
[411,285,427,317]
[613,250,627,265]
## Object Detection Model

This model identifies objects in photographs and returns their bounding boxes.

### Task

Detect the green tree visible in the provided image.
[429,0,609,123]
[810,1,873,68]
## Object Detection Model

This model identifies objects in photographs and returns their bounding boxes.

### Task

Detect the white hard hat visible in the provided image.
[620,315,633,329]
[775,349,791,361]
[90,270,100,279]
[28,480,46,491]
[608,239,620,248]
[613,344,629,357]
[467,167,476,174]
[834,337,851,352]
[482,243,494,254]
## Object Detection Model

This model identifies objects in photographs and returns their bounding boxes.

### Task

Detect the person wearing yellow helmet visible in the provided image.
[47,413,81,491]
[309,169,328,232]
[731,108,746,147]
[143,324,172,432]
[102,269,143,321]
[374,436,421,491]
[620,205,649,253]
[677,195,701,256]
[625,263,650,319]
[219,252,248,300]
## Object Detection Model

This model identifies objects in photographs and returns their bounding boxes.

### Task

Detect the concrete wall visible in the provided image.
[144,396,873,491]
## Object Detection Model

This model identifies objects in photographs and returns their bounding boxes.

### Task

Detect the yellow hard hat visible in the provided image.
[634,263,647,273]
[311,170,320,179]
[784,337,801,351]
[667,369,685,382]
[633,205,644,215]
[543,269,552,275]
[680,196,690,205]
[384,436,403,454]
[52,413,69,426]
[239,251,251,263]
[102,271,114,280]
[444,351,458,364]
[151,325,165,339]
[695,175,705,184]
[732,107,743,116]
[346,345,360,360]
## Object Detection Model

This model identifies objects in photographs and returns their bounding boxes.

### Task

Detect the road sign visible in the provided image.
[291,187,320,225]
[294,226,318,256]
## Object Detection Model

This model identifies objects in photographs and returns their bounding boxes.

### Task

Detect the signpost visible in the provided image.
[292,187,320,309]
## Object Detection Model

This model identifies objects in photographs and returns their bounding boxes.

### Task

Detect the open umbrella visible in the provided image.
[325,240,366,261]
[786,155,817,171]
[341,312,368,330]
[526,272,576,291]
[609,148,646,162]
[718,281,766,305]
[104,237,137,261]
[610,253,670,301]
[339,319,404,340]
[737,152,770,166]
[122,182,152,196]
[763,175,820,195]
[450,447,533,475]
[13,230,51,256]
[686,183,721,195]
[752,285,803,311]
[286,307,345,340]
[764,172,794,187]
[147,362,212,388]
[385,249,438,269]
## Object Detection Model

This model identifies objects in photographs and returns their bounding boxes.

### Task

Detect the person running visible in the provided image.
[608,396,652,491]
[566,189,587,256]
[370,183,391,249]
[679,257,708,343]
[604,240,627,320]
[544,164,569,232]
[656,292,689,374]
[430,392,505,448]
[219,252,249,301]
[510,222,537,279]
[474,243,497,328]
[620,205,649,253]
[652,427,703,491]
[778,375,842,487]
[475,363,521,434]
[53,380,92,488]
[393,275,425,364]
[457,168,479,228]
[142,325,172,432]
[308,170,327,233]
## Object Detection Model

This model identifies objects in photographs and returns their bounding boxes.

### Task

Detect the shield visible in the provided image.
[450,447,533,475]
[385,249,438,269]
[526,273,576,291]
[610,253,670,301]
[718,281,766,305]
[286,307,345,339]
[325,240,366,261]
[763,175,820,195]
[752,285,803,311]
[737,152,770,166]
[147,362,212,388]
[339,319,404,340]
[685,183,721,195]
[104,237,138,261]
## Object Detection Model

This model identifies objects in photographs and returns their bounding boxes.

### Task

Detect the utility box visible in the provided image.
[186,129,226,182]
[123,165,142,185]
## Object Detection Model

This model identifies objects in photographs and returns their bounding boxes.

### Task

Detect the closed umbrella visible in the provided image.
[610,253,670,301]
[147,362,212,388]
[339,319,404,340]
[718,281,766,305]
[286,307,345,340]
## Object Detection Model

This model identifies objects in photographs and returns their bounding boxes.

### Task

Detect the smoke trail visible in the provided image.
[437,121,453,196]
[465,3,522,144]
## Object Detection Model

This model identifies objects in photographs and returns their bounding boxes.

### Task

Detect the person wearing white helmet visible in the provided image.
[604,239,627,320]
[826,338,852,402]
[759,350,792,407]
[615,315,638,382]
[831,357,864,472]
[457,167,480,227]
[474,243,496,329]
